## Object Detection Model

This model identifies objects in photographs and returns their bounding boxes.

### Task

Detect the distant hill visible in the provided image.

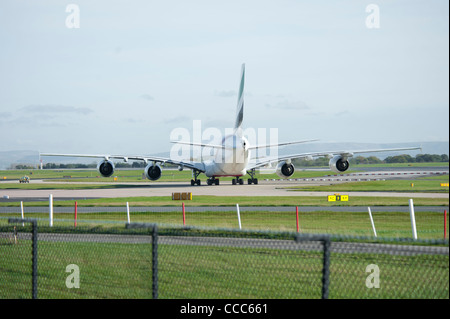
[277,141,449,159]
[0,141,448,169]
[0,150,40,170]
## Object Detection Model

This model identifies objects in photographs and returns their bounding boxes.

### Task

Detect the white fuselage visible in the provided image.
[203,134,250,177]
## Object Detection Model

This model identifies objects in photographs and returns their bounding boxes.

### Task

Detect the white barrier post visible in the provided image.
[126,202,131,224]
[20,201,24,227]
[367,207,377,237]
[409,199,417,239]
[236,204,242,230]
[49,194,53,227]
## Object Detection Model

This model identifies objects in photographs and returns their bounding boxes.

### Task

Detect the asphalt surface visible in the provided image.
[3,232,448,256]
[0,167,447,202]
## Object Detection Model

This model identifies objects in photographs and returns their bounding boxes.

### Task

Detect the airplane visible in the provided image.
[40,63,421,186]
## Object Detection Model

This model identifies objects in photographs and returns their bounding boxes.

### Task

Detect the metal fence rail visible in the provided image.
[1,219,448,299]
[1,205,447,213]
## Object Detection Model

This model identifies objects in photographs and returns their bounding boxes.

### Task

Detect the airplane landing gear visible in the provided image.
[232,177,244,185]
[191,170,201,186]
[190,179,200,186]
[207,177,220,185]
[247,169,258,185]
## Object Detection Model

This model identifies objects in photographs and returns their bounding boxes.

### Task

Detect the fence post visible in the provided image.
[152,224,158,299]
[126,202,130,224]
[126,222,159,299]
[31,219,38,299]
[49,194,53,227]
[445,210,447,240]
[322,237,331,299]
[8,218,38,299]
[296,206,299,232]
[409,199,417,240]
[74,201,77,228]
[182,202,186,226]
[236,204,242,230]
[20,201,24,227]
[368,207,377,237]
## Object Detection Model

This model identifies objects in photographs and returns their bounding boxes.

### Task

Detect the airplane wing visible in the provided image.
[170,141,226,150]
[40,153,206,172]
[170,138,319,150]
[247,146,422,170]
[248,139,319,150]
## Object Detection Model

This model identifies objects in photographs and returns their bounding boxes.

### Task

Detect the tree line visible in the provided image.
[294,153,448,167]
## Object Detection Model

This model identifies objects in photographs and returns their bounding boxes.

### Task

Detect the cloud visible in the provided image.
[20,105,94,115]
[265,100,310,110]
[163,116,190,124]
[125,118,144,124]
[140,94,155,101]
[215,90,236,98]
[0,112,13,125]
[0,112,12,118]
[334,110,350,117]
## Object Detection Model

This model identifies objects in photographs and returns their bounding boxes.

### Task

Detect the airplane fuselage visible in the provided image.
[203,134,250,177]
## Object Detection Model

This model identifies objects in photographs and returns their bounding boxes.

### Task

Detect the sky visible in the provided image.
[0,0,448,157]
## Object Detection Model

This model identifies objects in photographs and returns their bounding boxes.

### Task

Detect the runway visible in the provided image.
[1,181,448,202]
[0,167,448,202]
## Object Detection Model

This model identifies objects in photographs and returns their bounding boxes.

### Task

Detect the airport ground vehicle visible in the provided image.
[19,176,30,183]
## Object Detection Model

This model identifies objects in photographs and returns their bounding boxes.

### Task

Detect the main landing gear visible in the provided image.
[246,169,258,185]
[207,177,220,186]
[190,170,201,186]
[232,177,244,185]
[230,169,258,185]
[196,169,259,186]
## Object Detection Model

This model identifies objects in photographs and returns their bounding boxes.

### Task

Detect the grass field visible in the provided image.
[1,162,448,185]
[1,166,448,239]
[288,175,449,193]
[0,167,337,183]
[1,165,448,299]
[1,207,448,239]
[0,165,448,198]
[1,235,447,299]
[0,194,448,208]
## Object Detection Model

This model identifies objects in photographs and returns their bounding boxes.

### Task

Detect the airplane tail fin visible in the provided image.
[234,63,245,132]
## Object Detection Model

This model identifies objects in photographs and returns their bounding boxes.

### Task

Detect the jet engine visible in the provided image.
[275,161,295,178]
[97,160,115,177]
[145,163,162,181]
[329,155,350,173]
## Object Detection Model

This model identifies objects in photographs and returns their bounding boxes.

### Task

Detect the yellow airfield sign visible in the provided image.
[327,194,349,202]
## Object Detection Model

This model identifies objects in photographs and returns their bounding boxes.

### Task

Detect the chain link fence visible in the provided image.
[1,217,448,299]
